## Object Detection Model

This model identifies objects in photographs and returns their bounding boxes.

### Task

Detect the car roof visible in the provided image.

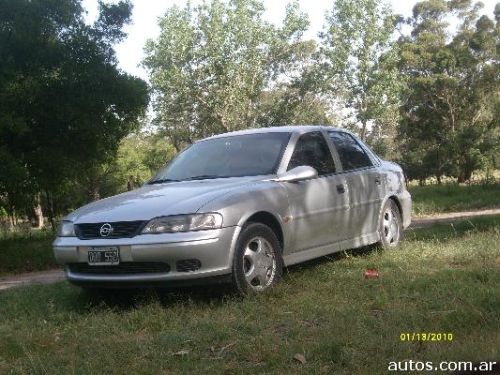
[201,125,345,142]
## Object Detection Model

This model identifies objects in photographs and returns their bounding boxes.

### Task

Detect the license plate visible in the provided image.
[88,247,120,265]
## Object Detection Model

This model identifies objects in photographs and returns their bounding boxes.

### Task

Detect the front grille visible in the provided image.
[75,221,146,239]
[176,259,202,272]
[69,262,170,275]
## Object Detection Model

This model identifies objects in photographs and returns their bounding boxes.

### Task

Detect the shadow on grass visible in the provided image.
[79,247,377,310]
[71,245,382,310]
[78,282,238,311]
[284,244,379,275]
[0,281,232,320]
[73,241,384,309]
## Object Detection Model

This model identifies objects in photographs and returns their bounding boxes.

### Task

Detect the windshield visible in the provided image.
[149,132,291,182]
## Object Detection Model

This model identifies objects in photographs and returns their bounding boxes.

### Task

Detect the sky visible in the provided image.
[81,0,497,81]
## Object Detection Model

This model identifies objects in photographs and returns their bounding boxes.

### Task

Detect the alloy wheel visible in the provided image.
[242,236,277,290]
[382,205,400,246]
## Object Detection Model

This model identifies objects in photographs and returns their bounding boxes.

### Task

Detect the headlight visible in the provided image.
[57,221,75,237]
[141,213,223,234]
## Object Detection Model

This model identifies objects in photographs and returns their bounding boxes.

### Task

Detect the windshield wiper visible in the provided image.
[147,178,180,185]
[181,175,222,181]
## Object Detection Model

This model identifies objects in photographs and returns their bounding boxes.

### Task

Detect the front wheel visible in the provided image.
[377,199,403,249]
[231,223,283,294]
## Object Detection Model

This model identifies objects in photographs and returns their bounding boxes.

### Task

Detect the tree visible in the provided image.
[256,39,338,126]
[144,0,311,150]
[319,0,402,157]
[0,0,149,226]
[397,0,451,183]
[397,0,499,183]
[103,133,177,196]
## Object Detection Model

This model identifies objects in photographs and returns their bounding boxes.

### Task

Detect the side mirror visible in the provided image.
[274,166,318,183]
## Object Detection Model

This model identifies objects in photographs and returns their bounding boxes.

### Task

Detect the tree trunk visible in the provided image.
[34,193,44,228]
[45,190,56,231]
[360,119,367,141]
[436,148,442,185]
[8,204,17,227]
[485,167,490,184]
[90,186,100,201]
[87,175,101,202]
[89,183,101,202]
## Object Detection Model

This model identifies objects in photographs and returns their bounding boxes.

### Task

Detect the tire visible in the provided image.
[377,199,403,249]
[231,222,283,294]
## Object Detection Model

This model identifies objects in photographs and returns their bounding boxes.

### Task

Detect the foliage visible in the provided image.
[144,0,314,150]
[25,132,177,215]
[0,0,148,224]
[397,0,499,183]
[102,133,177,195]
[256,39,339,127]
[0,231,56,276]
[318,0,403,157]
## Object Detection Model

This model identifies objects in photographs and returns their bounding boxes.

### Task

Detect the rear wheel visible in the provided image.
[377,199,402,249]
[232,223,283,294]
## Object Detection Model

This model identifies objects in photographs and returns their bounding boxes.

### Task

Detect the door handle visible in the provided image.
[336,184,345,194]
[375,177,381,185]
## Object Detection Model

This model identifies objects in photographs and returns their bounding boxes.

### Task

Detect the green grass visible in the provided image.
[0,216,499,374]
[409,183,500,217]
[0,231,58,276]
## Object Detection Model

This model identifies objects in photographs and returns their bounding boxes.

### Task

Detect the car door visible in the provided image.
[282,131,350,253]
[328,131,384,239]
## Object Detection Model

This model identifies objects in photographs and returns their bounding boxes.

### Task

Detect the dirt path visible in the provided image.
[0,269,65,291]
[411,207,500,228]
[1,208,499,292]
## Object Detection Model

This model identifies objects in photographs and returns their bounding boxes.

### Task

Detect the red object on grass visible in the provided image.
[364,268,380,279]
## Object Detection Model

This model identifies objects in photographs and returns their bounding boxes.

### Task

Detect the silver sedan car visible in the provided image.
[53,126,411,293]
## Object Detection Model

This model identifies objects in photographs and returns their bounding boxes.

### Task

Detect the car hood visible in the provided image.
[65,176,269,223]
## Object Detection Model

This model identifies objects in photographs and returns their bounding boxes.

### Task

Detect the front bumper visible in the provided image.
[53,226,241,285]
